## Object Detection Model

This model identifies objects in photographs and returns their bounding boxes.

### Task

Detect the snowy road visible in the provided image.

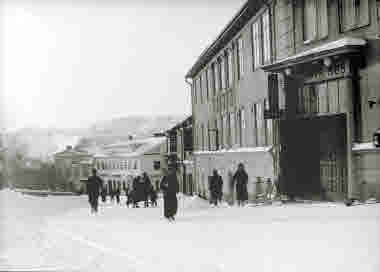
[1,189,380,272]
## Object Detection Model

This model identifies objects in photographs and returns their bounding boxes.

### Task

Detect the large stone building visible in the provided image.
[186,0,380,201]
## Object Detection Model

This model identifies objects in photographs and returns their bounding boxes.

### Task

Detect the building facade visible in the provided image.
[166,116,194,195]
[186,2,277,200]
[94,136,168,191]
[53,146,93,192]
[186,0,380,201]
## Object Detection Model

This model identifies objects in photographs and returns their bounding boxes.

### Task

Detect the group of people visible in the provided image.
[127,172,158,208]
[84,163,249,218]
[100,183,121,204]
[210,163,249,207]
[84,168,179,221]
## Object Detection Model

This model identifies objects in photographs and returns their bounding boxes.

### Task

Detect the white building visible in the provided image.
[94,136,167,190]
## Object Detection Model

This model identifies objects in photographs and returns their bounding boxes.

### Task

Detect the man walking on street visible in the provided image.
[160,167,179,221]
[86,168,103,213]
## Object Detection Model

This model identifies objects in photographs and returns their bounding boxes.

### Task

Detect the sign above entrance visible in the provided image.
[304,59,351,84]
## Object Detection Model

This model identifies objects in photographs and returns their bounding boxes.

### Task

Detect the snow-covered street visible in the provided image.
[1,189,380,272]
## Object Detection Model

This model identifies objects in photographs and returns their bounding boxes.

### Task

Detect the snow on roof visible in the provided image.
[104,137,166,149]
[263,37,366,70]
[194,146,273,155]
[96,137,166,158]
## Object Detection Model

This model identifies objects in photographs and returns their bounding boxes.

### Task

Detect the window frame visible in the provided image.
[227,49,234,89]
[339,0,370,32]
[303,0,329,43]
[237,36,244,80]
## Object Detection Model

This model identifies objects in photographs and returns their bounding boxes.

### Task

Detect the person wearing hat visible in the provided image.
[85,168,103,213]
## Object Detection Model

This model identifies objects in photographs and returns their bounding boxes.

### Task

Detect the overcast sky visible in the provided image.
[2,0,246,131]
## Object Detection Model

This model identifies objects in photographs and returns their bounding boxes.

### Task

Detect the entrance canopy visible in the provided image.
[262,37,366,72]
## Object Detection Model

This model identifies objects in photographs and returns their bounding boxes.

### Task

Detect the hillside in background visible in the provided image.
[90,115,186,138]
[5,115,187,160]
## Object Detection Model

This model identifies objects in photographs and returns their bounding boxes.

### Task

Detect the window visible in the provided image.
[256,102,265,146]
[237,37,244,79]
[219,116,224,149]
[211,63,217,96]
[207,67,214,98]
[198,75,203,104]
[201,124,205,150]
[262,10,271,64]
[340,0,369,31]
[230,112,235,147]
[304,0,328,42]
[227,50,233,88]
[153,161,161,170]
[220,55,227,90]
[252,10,271,69]
[252,105,258,147]
[203,71,209,101]
[240,108,246,147]
[214,61,220,93]
[265,100,273,146]
[252,21,262,69]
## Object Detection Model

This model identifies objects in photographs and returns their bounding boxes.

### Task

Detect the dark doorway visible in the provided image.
[279,114,347,200]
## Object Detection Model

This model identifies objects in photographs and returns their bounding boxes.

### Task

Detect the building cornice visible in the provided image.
[185,1,267,79]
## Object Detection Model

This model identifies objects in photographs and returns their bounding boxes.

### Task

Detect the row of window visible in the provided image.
[192,0,371,108]
[304,0,370,42]
[195,100,273,151]
[192,9,271,106]
[95,159,140,171]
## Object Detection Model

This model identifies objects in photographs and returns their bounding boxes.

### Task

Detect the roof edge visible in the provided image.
[185,1,252,79]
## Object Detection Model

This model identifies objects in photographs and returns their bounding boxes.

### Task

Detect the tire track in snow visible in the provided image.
[51,227,153,272]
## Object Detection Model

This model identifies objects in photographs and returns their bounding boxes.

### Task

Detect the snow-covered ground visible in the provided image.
[1,189,380,272]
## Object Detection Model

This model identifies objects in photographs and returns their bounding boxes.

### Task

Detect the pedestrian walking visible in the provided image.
[115,182,121,204]
[216,170,223,204]
[132,176,143,208]
[233,163,249,207]
[101,185,107,203]
[160,168,179,221]
[149,183,158,207]
[209,169,221,206]
[142,172,151,208]
[84,169,103,213]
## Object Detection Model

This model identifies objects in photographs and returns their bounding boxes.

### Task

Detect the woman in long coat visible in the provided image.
[160,168,179,221]
[233,163,249,206]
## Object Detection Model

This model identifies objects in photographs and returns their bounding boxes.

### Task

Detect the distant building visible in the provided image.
[94,136,167,192]
[53,146,93,192]
[165,116,194,195]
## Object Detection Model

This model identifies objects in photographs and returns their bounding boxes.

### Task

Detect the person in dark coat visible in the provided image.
[100,185,107,203]
[115,182,121,204]
[215,170,224,205]
[149,183,158,207]
[160,168,179,221]
[142,172,151,208]
[209,169,221,206]
[233,163,249,207]
[132,176,142,208]
[84,169,103,213]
